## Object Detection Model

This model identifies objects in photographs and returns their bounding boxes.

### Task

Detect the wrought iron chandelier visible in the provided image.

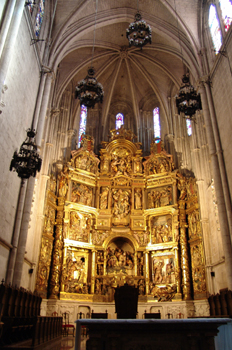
[75,0,103,109]
[10,129,42,179]
[126,11,152,48]
[176,74,202,119]
[75,67,104,109]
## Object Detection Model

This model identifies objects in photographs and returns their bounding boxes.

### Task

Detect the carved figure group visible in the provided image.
[177,174,197,201]
[92,230,109,245]
[112,189,131,218]
[152,223,172,244]
[63,254,86,292]
[193,267,206,293]
[69,212,90,242]
[110,126,136,141]
[153,258,175,285]
[106,247,134,271]
[71,183,93,206]
[75,153,97,174]
[147,156,171,175]
[110,154,132,176]
[148,186,172,208]
[133,231,149,245]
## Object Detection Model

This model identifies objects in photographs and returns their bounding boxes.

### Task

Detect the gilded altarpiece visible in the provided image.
[35,128,207,302]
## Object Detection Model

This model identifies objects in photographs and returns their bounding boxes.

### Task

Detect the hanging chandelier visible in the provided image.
[126,11,152,48]
[75,67,104,109]
[75,0,103,109]
[176,74,202,119]
[10,129,42,179]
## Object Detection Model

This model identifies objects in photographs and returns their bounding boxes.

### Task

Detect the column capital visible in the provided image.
[67,129,77,138]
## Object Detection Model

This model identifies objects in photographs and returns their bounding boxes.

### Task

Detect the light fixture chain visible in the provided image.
[91,0,98,68]
[174,0,183,66]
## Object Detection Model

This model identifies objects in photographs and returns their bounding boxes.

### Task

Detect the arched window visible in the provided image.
[186,119,192,136]
[116,113,124,130]
[220,0,232,32]
[153,107,161,143]
[27,0,35,14]
[78,105,87,148]
[35,0,45,37]
[209,4,222,53]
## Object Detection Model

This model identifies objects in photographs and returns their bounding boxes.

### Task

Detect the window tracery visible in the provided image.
[153,107,161,143]
[186,119,192,136]
[116,113,124,130]
[209,4,222,53]
[220,0,232,32]
[35,0,45,37]
[78,105,87,148]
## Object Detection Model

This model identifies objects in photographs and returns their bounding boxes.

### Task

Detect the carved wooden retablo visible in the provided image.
[35,128,207,302]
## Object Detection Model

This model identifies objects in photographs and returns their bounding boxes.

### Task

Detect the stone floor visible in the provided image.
[52,334,88,350]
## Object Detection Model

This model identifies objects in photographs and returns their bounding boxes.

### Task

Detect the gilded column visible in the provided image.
[91,250,96,294]
[179,200,192,300]
[134,251,137,275]
[145,251,149,295]
[34,181,56,298]
[49,223,63,299]
[174,246,181,296]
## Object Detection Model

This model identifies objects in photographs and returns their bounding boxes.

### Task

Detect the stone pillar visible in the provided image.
[199,83,232,289]
[12,177,36,287]
[204,82,232,241]
[11,74,53,287]
[6,179,27,284]
[66,129,77,161]
[179,200,192,300]
[0,0,25,99]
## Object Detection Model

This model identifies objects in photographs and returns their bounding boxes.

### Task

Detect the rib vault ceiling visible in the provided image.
[48,0,203,136]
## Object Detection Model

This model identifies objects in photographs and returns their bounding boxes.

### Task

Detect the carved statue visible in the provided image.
[58,165,68,197]
[138,279,145,295]
[148,191,155,208]
[177,173,187,200]
[134,188,142,210]
[49,174,57,193]
[100,187,109,209]
[111,155,120,175]
[153,259,164,283]
[137,252,144,276]
[112,189,131,219]
[188,210,201,239]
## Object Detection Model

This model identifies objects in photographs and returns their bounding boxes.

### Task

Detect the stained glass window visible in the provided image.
[116,113,124,130]
[78,105,87,148]
[209,4,222,53]
[220,0,232,32]
[35,0,45,38]
[27,0,35,14]
[186,119,192,136]
[153,107,161,143]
